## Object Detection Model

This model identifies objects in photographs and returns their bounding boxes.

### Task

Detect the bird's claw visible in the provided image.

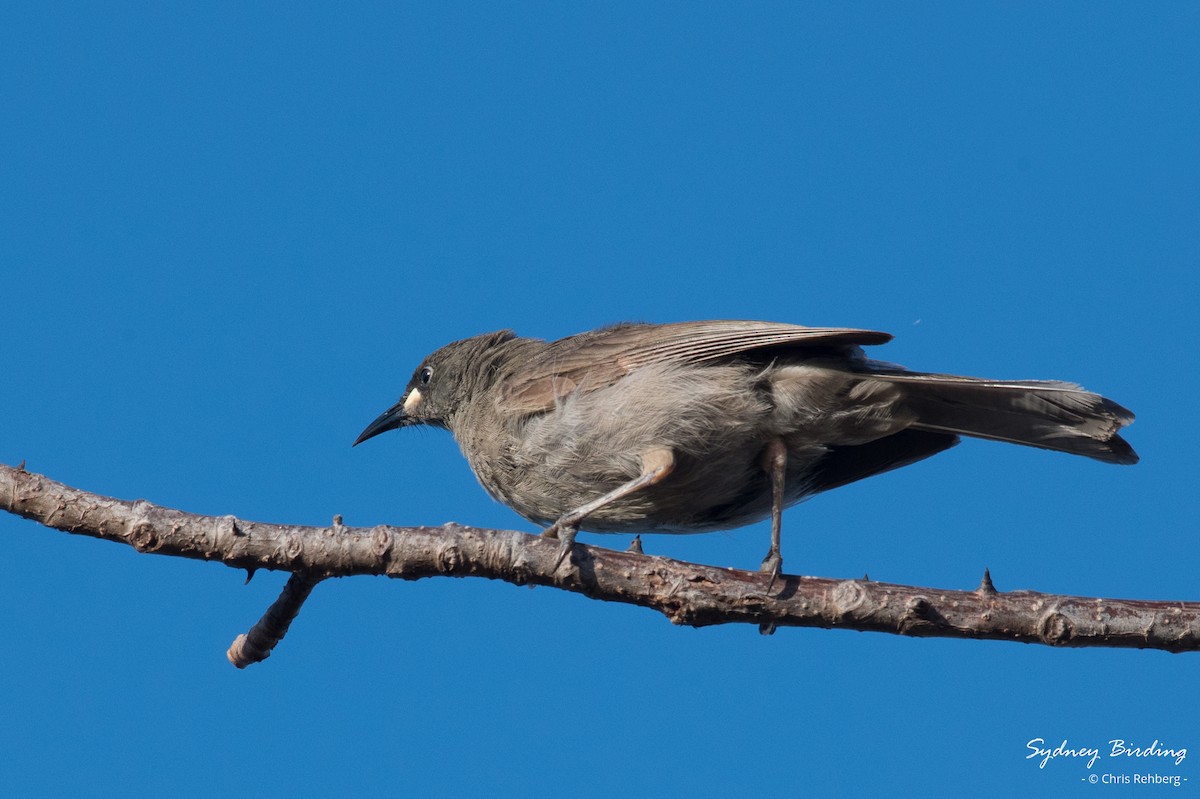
[760,549,783,594]
[551,525,578,571]
[758,549,783,635]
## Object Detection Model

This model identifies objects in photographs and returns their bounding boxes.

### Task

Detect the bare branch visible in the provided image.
[2,463,1197,662]
[227,572,322,668]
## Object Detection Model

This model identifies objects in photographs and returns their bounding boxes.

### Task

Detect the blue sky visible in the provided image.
[1,3,1197,796]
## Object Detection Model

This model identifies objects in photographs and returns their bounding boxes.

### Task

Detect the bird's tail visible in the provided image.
[871,371,1138,465]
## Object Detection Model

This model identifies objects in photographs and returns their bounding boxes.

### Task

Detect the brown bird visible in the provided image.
[354,321,1136,583]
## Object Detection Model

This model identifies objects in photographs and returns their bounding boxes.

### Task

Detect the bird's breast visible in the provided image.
[450,362,829,533]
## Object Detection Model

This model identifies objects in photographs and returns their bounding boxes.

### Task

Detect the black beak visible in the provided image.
[353,401,410,446]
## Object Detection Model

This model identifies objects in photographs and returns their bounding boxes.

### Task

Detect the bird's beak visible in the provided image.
[353,400,411,446]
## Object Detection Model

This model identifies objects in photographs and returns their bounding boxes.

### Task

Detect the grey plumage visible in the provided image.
[355,321,1136,573]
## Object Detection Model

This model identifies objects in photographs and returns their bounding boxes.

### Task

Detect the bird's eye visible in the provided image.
[419,366,433,385]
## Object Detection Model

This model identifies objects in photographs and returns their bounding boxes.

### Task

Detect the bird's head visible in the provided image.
[353,330,518,445]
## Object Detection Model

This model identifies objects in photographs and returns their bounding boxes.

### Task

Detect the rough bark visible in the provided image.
[2,463,1196,666]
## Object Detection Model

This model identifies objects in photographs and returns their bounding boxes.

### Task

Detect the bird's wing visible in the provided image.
[500,320,892,413]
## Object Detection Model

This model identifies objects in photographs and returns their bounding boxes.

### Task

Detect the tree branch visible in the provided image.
[227,571,322,668]
[2,463,1196,664]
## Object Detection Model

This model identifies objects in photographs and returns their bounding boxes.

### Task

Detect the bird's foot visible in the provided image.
[546,524,579,572]
[758,549,783,635]
[760,549,783,594]
[541,510,583,539]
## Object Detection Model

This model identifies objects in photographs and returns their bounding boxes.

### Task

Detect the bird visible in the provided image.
[353,320,1136,584]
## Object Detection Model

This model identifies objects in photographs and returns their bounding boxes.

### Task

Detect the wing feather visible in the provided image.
[502,320,891,413]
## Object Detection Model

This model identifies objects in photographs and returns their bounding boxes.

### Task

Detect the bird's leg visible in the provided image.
[542,447,675,570]
[760,437,788,592]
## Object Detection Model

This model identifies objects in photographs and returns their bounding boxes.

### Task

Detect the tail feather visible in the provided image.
[872,372,1138,465]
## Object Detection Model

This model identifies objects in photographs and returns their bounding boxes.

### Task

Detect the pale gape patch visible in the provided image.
[403,388,422,415]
